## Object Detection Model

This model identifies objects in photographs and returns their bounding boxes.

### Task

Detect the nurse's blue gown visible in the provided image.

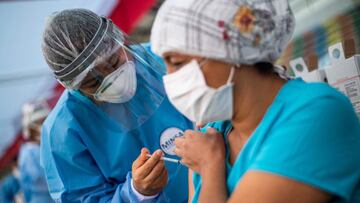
[19,142,54,203]
[40,44,193,202]
[0,173,20,203]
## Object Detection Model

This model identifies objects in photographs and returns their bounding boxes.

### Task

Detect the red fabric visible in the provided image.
[109,0,156,34]
[0,84,64,171]
[0,135,24,170]
[48,84,65,108]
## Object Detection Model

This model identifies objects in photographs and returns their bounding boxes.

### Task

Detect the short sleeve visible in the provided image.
[249,94,360,201]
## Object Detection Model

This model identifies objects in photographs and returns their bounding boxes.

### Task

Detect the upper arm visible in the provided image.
[188,169,195,202]
[232,94,360,202]
[229,171,331,203]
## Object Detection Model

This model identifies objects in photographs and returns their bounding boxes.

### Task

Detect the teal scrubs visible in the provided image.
[192,79,360,203]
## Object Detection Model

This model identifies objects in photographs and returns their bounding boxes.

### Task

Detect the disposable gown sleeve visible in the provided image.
[19,145,44,201]
[18,145,43,184]
[41,110,167,203]
[0,175,20,203]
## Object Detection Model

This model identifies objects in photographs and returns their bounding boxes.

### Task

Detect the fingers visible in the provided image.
[205,127,218,135]
[179,157,189,166]
[132,148,150,170]
[174,130,200,157]
[174,136,185,148]
[141,166,168,193]
[135,150,163,178]
[184,130,198,137]
[173,147,184,158]
[152,166,168,187]
[205,127,223,141]
[144,160,166,183]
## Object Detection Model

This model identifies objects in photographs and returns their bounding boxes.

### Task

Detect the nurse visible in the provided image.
[41,9,192,202]
[19,101,54,203]
[0,158,21,203]
[151,0,360,203]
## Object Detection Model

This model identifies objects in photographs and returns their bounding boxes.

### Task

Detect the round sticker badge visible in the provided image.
[160,127,184,155]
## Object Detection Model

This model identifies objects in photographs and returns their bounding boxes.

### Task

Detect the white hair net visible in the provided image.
[151,0,295,65]
[22,100,50,139]
[42,9,101,72]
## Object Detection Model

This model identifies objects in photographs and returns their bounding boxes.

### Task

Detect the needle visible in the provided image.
[146,154,181,164]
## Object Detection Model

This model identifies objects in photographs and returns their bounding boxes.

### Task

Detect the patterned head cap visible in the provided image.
[151,0,295,65]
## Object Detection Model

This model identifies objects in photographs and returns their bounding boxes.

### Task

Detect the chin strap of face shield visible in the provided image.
[53,17,114,87]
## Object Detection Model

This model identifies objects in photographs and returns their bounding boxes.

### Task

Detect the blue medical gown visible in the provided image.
[0,174,20,203]
[19,143,54,203]
[40,45,193,202]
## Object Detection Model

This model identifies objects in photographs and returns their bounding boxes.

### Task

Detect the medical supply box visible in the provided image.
[325,41,360,119]
[290,56,326,83]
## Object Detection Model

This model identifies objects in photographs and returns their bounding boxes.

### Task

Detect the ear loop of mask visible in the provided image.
[227,66,236,85]
[198,58,237,86]
[198,58,208,67]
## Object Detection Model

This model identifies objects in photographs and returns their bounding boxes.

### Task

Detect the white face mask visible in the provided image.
[163,60,235,124]
[94,60,137,103]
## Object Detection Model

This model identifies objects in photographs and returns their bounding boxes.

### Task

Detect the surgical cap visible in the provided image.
[22,100,50,138]
[42,9,101,72]
[151,0,295,65]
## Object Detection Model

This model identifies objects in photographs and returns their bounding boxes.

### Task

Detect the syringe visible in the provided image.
[146,154,181,164]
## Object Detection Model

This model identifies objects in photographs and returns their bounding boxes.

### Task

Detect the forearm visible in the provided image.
[198,165,227,203]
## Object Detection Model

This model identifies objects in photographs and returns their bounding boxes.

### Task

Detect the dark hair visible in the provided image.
[254,62,275,75]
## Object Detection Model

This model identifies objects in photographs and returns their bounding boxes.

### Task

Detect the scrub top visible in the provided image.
[41,44,193,202]
[0,174,20,203]
[192,79,360,203]
[18,142,54,203]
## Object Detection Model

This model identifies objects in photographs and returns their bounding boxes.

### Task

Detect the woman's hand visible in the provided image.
[132,148,168,196]
[174,127,226,176]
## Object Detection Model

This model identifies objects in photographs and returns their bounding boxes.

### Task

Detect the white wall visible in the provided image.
[0,0,116,156]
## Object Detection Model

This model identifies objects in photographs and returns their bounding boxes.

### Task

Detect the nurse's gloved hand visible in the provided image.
[174,128,226,176]
[132,148,168,196]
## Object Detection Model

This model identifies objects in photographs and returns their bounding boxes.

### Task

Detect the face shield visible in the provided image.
[54,17,165,103]
[53,17,167,131]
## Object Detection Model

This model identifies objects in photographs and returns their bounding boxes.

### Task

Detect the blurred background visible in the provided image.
[0,0,359,181]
